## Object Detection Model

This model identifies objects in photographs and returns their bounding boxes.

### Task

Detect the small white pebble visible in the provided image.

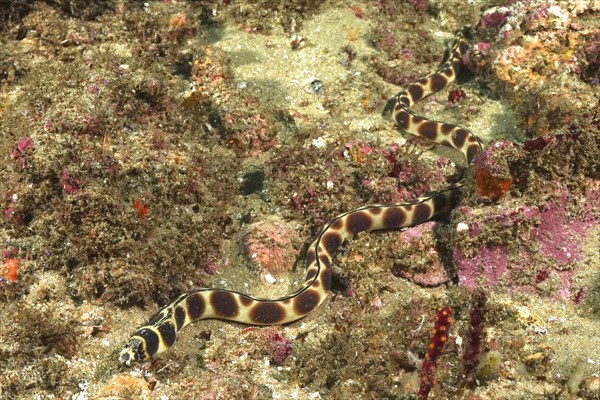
[456,222,469,232]
[406,350,421,367]
[264,273,276,284]
[455,335,463,348]
[326,180,334,190]
[312,137,326,148]
[533,326,547,334]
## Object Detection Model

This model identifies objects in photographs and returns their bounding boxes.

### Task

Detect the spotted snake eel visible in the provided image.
[119,28,483,366]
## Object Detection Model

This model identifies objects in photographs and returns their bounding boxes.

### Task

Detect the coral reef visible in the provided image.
[0,0,598,399]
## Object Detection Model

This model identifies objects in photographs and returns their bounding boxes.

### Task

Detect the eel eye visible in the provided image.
[119,350,131,366]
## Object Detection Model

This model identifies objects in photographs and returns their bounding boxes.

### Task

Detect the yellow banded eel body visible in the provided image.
[119,28,483,366]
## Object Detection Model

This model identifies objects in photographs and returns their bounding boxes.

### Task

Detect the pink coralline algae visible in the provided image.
[10,137,33,169]
[257,328,292,365]
[454,189,597,298]
[270,335,292,365]
[60,169,83,195]
[478,9,511,30]
[454,244,509,289]
[528,199,590,266]
[476,42,493,52]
